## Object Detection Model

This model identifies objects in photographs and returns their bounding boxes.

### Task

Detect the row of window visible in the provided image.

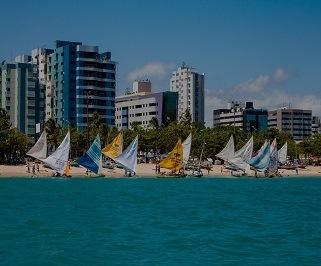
[115,111,158,119]
[77,70,115,79]
[115,103,158,111]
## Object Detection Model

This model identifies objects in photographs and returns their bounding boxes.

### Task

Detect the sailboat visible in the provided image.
[278,142,287,164]
[188,140,205,177]
[248,140,271,173]
[78,135,102,175]
[159,139,184,177]
[227,136,253,175]
[102,132,123,159]
[113,136,138,176]
[267,139,278,175]
[216,135,235,162]
[27,131,47,160]
[40,131,70,176]
[182,133,192,165]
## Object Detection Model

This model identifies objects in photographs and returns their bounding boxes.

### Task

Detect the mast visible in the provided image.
[198,140,205,170]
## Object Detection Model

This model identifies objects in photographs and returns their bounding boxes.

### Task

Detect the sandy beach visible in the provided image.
[0,163,321,178]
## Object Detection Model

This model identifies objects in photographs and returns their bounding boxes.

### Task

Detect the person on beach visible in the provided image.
[32,163,36,177]
[36,163,40,172]
[296,168,298,175]
[26,162,30,173]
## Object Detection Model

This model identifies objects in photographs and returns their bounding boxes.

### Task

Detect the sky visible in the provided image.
[1,0,321,125]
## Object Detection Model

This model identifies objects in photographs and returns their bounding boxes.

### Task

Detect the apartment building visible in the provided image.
[115,81,177,129]
[0,60,43,139]
[170,64,204,123]
[268,108,312,140]
[213,101,268,132]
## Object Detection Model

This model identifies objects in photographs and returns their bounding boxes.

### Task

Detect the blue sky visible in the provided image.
[1,0,321,123]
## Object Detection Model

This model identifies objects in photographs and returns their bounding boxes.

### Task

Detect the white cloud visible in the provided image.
[233,67,290,93]
[204,68,321,125]
[126,62,174,82]
[272,68,289,83]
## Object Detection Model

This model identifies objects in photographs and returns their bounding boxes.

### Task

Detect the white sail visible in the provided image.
[27,131,47,160]
[216,135,234,161]
[278,142,287,164]
[41,131,70,175]
[182,133,192,164]
[228,136,253,173]
[114,136,138,173]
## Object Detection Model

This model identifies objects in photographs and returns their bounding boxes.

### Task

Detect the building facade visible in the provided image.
[213,101,268,132]
[115,82,177,130]
[31,48,54,121]
[0,61,43,139]
[170,64,204,123]
[268,108,312,141]
[48,40,82,126]
[48,41,116,129]
[312,116,321,135]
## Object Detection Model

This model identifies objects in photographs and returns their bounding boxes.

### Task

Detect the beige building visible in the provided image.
[268,108,312,141]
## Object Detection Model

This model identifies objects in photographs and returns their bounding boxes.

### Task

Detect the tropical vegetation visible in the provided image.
[0,108,320,164]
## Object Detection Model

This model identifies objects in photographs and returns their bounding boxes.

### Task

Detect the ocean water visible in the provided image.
[1,177,321,265]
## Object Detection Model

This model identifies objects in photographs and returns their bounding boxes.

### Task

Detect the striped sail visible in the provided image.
[78,135,102,174]
[248,140,271,172]
[268,139,278,174]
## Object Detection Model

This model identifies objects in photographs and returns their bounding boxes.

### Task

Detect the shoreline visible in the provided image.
[1,164,321,178]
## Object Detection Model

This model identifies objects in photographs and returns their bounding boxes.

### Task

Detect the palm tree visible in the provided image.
[45,118,60,151]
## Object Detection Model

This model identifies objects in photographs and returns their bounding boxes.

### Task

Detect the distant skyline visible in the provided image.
[1,0,321,124]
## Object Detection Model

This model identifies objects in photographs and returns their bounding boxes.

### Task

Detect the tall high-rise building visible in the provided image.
[170,64,204,123]
[48,40,82,126]
[0,61,43,139]
[31,48,54,121]
[48,40,116,129]
[75,45,116,129]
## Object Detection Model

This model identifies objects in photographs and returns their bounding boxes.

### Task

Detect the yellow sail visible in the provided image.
[159,139,183,172]
[102,133,123,159]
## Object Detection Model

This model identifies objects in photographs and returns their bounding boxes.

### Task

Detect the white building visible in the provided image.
[31,48,54,121]
[115,82,178,130]
[170,64,204,123]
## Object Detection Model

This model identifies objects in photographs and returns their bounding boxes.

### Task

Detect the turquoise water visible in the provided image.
[1,177,321,265]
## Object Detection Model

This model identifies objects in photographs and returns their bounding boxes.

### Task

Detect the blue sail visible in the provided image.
[78,135,101,174]
[248,141,271,172]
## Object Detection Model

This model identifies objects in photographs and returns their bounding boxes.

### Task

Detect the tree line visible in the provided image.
[0,108,319,164]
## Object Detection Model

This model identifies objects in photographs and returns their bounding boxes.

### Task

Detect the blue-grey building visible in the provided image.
[0,60,44,139]
[48,41,116,129]
[76,45,116,129]
[213,101,268,132]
